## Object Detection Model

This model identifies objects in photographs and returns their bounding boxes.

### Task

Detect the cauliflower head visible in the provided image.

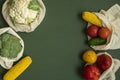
[9,0,40,24]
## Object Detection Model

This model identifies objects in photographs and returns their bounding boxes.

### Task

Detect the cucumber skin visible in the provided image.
[88,38,107,46]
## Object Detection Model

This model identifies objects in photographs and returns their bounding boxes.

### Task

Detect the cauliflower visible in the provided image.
[2,0,46,32]
[9,0,40,24]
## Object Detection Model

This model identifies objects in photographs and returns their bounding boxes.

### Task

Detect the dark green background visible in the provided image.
[0,0,120,80]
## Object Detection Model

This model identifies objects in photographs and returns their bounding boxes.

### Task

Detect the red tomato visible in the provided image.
[83,65,101,80]
[87,25,99,38]
[98,27,110,39]
[97,54,112,70]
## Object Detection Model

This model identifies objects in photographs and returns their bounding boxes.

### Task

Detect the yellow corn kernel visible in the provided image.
[3,56,32,80]
[82,11,102,27]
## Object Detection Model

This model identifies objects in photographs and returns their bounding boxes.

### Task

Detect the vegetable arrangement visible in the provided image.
[0,28,32,79]
[0,28,25,69]
[82,12,111,46]
[0,0,46,79]
[82,50,113,80]
[0,1,120,80]
[80,4,120,80]
[82,4,120,50]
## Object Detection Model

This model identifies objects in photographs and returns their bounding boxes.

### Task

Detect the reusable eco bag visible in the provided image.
[88,4,120,50]
[97,52,120,80]
[0,27,24,69]
[2,0,46,32]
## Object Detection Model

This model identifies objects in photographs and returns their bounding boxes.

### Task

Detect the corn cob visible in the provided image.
[82,11,102,27]
[3,56,32,80]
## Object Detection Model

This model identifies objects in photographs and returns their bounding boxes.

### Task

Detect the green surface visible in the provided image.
[0,0,120,80]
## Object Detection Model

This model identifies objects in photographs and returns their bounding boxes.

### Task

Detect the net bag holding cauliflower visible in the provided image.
[82,4,120,50]
[2,0,46,32]
[0,27,24,69]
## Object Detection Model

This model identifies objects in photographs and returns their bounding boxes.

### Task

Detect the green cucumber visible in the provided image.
[88,38,107,46]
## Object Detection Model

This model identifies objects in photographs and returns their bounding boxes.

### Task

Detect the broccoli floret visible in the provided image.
[0,33,22,59]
